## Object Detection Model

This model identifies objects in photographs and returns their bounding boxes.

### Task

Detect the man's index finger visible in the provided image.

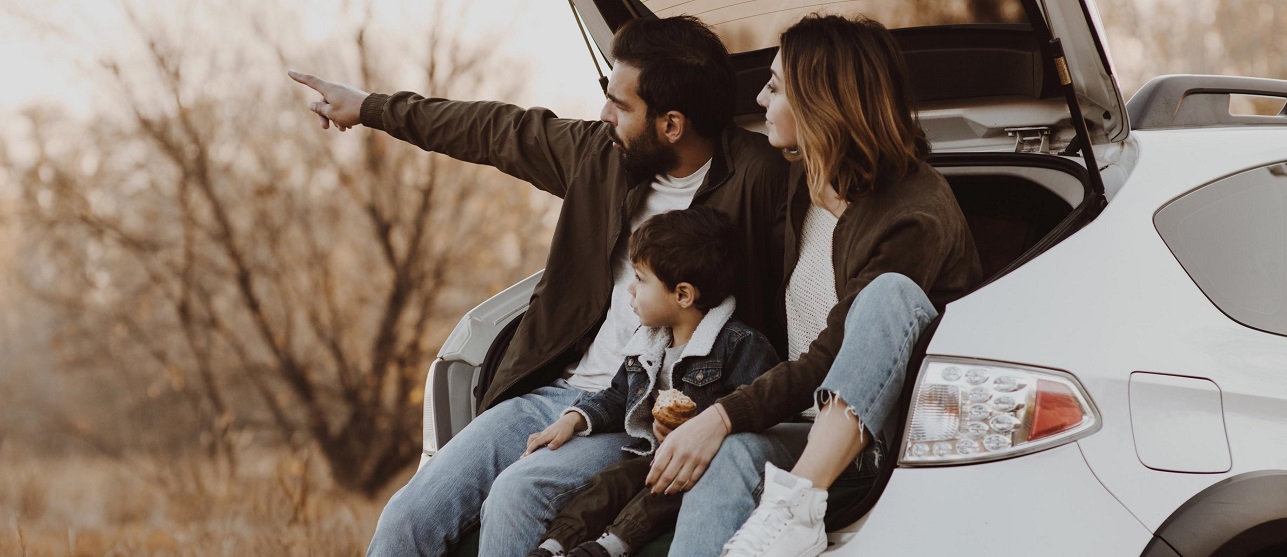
[287,69,326,93]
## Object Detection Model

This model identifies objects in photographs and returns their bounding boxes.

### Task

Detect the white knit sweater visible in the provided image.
[785,204,839,361]
[785,205,838,419]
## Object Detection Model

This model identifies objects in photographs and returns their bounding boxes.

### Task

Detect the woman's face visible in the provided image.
[756,53,798,150]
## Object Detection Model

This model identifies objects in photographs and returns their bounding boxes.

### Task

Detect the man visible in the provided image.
[290,16,787,557]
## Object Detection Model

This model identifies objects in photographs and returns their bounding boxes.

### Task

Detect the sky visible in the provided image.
[0,0,609,121]
[2,0,1279,141]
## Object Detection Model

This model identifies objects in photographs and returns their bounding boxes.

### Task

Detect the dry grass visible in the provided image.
[0,446,411,556]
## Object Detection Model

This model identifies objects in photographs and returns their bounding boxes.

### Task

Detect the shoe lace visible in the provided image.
[723,497,795,554]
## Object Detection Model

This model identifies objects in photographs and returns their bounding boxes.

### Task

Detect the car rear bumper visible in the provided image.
[824,443,1154,555]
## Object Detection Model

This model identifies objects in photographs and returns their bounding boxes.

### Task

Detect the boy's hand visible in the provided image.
[652,420,674,443]
[523,412,586,457]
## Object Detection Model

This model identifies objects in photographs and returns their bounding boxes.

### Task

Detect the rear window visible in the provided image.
[1154,162,1287,336]
[640,0,1027,52]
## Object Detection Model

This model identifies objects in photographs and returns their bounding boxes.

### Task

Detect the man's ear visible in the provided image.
[658,110,687,145]
[674,282,699,309]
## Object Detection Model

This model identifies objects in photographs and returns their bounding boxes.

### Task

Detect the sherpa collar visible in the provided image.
[615,295,737,456]
[621,295,737,362]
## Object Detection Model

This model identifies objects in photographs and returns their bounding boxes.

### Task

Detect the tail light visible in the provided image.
[900,358,1100,466]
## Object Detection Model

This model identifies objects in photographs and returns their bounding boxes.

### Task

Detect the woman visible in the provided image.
[644,14,981,557]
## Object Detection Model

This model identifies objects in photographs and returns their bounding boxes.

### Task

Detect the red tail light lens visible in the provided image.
[902,358,1099,466]
[1031,379,1087,440]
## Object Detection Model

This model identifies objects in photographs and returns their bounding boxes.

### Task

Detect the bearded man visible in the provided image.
[290,16,787,557]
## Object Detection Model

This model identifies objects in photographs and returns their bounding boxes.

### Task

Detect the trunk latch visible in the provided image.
[1006,126,1052,153]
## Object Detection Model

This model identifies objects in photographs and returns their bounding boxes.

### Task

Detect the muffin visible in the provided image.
[652,389,698,430]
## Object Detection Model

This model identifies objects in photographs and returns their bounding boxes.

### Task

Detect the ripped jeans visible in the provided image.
[668,273,937,557]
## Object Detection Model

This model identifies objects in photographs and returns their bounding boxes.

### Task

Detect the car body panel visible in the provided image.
[823,444,1152,555]
[438,271,541,366]
[422,272,542,463]
[926,127,1287,532]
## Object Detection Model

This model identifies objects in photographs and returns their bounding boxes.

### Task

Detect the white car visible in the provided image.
[423,1,1287,555]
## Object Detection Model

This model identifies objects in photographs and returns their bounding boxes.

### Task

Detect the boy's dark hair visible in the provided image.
[611,16,736,140]
[629,206,739,311]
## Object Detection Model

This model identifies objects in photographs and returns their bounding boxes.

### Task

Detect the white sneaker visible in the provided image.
[720,462,828,557]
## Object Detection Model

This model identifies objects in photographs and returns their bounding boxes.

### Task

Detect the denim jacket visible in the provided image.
[567,296,781,456]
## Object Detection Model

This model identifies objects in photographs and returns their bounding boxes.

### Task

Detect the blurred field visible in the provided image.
[0,446,408,557]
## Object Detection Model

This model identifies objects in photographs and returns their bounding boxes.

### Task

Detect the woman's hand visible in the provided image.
[652,420,673,443]
[646,404,731,495]
[523,412,586,457]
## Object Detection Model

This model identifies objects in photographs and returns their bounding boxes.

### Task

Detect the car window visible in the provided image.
[1155,162,1287,336]
[640,0,1027,53]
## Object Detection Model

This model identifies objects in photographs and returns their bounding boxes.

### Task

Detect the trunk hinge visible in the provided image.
[1006,126,1053,153]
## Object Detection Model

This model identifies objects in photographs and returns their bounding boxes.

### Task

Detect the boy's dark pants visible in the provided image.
[544,455,682,549]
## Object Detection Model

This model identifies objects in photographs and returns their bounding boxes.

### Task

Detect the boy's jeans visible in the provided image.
[366,378,633,557]
[669,273,938,557]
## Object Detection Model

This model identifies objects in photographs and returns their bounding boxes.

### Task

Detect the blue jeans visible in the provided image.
[669,274,937,557]
[366,379,634,557]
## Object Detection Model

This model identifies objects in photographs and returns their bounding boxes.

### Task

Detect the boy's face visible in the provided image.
[628,262,685,328]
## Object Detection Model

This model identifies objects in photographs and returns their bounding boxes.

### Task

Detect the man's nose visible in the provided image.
[600,101,615,124]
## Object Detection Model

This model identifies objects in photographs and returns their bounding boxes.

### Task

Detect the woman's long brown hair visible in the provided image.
[780,14,929,205]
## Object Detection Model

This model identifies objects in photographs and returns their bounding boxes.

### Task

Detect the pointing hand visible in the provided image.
[287,69,369,131]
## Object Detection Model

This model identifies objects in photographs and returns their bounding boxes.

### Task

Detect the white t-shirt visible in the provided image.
[563,159,713,391]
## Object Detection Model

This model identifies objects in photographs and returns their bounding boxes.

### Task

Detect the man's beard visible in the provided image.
[613,125,677,178]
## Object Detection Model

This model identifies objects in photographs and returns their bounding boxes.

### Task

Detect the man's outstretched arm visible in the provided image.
[287,70,603,198]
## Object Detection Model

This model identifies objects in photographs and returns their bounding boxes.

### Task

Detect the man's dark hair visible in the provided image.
[629,206,739,311]
[611,16,736,140]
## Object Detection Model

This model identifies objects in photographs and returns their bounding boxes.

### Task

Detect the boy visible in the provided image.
[522,206,781,557]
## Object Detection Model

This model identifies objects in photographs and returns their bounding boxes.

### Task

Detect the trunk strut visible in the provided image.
[568,0,610,94]
[1022,0,1108,197]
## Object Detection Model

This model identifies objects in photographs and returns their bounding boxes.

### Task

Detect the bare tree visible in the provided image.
[11,0,556,496]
